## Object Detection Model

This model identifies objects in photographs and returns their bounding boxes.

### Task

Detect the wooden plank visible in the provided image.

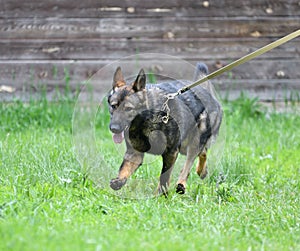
[1,78,299,102]
[1,17,299,39]
[215,79,300,101]
[0,38,299,61]
[0,59,299,91]
[1,0,300,18]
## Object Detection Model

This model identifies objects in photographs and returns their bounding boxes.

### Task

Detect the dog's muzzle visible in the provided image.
[110,123,122,133]
[110,123,125,144]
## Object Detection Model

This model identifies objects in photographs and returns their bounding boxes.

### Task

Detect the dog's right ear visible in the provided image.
[132,69,146,92]
[113,67,125,88]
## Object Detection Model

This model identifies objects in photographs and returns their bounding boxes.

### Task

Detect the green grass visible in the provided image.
[0,94,300,251]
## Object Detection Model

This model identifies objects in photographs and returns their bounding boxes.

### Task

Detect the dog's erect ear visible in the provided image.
[132,69,146,92]
[113,67,125,88]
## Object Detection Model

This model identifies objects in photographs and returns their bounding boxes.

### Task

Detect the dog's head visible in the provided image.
[107,67,147,144]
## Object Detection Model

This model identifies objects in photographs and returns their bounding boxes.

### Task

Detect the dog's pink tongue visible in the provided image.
[113,132,124,144]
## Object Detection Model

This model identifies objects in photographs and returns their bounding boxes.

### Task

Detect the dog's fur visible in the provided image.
[107,63,222,195]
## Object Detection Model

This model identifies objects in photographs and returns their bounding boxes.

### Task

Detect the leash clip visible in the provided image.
[161,116,169,124]
[161,92,178,124]
[166,92,179,100]
[161,87,188,123]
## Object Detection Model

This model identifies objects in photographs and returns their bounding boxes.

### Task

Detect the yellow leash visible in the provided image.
[169,29,300,98]
[160,29,300,123]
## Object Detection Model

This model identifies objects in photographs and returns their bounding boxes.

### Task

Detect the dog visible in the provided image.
[107,63,222,195]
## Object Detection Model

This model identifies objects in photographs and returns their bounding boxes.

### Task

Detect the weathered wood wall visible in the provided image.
[0,0,300,101]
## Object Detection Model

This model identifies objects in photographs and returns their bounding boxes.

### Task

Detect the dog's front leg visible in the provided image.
[110,151,144,190]
[158,149,179,196]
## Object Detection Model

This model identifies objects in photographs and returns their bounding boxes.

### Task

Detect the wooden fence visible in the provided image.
[0,0,300,101]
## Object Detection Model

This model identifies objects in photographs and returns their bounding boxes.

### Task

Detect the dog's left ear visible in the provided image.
[132,69,146,92]
[113,66,125,88]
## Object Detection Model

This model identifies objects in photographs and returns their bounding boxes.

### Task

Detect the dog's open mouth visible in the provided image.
[112,131,124,144]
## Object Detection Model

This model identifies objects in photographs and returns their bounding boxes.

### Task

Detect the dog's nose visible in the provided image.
[110,123,122,133]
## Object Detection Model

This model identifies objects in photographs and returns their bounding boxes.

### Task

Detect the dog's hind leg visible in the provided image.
[176,150,197,194]
[110,151,144,190]
[196,148,208,179]
[158,149,179,196]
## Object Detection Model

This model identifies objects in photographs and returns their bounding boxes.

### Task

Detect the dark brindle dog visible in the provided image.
[107,63,222,195]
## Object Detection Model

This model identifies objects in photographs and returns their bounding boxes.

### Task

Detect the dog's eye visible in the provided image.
[124,106,133,112]
[124,103,135,112]
[111,104,118,110]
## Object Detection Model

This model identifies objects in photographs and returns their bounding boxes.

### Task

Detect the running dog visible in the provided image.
[107,63,222,195]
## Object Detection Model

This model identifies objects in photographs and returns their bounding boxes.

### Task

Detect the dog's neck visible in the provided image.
[144,84,166,110]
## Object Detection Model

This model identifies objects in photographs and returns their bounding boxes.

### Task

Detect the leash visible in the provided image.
[160,29,300,123]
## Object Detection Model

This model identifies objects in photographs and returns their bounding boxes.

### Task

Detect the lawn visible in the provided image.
[0,94,299,251]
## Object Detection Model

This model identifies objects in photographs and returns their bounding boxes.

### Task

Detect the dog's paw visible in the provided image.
[176,183,185,194]
[156,185,169,198]
[200,169,208,179]
[110,178,127,190]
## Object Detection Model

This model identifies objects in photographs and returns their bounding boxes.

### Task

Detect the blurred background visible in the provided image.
[0,0,299,102]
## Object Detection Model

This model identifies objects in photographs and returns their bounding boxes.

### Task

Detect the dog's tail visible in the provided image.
[193,62,209,81]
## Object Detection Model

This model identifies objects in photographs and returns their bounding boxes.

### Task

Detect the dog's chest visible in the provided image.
[127,110,181,154]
